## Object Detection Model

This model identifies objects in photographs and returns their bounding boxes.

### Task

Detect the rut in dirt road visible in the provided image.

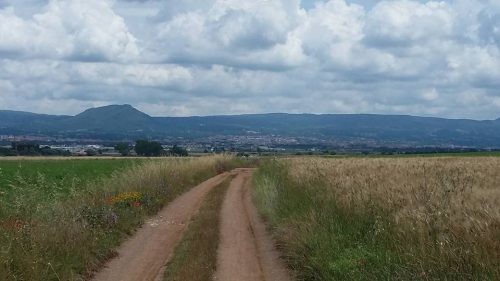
[215,168,292,281]
[91,172,231,281]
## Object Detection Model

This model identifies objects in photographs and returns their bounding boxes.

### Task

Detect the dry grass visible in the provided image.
[254,157,500,280]
[0,155,240,281]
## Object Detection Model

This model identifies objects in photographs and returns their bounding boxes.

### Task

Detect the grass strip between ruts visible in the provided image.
[163,177,232,281]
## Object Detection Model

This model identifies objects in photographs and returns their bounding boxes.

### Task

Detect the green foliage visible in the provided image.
[114,143,132,156]
[11,142,40,155]
[40,146,71,156]
[1,143,71,156]
[0,159,141,190]
[170,144,188,157]
[0,147,17,156]
[134,140,163,156]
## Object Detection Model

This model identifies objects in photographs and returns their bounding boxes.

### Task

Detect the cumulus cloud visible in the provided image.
[0,0,139,62]
[364,1,453,48]
[151,0,306,69]
[0,0,499,119]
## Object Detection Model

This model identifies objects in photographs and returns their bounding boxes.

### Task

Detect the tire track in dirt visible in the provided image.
[215,168,292,281]
[91,172,232,281]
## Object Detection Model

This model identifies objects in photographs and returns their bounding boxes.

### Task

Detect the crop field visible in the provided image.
[0,156,241,281]
[253,157,500,280]
[2,155,499,281]
[0,158,145,190]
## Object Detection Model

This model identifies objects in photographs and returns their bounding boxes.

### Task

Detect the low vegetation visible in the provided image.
[253,157,500,280]
[163,178,232,281]
[0,158,143,188]
[0,155,241,281]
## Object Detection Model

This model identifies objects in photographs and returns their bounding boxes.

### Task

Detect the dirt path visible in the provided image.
[91,172,231,281]
[215,168,292,281]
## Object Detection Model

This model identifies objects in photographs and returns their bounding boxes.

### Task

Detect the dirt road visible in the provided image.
[92,172,231,281]
[215,169,291,281]
[91,168,291,281]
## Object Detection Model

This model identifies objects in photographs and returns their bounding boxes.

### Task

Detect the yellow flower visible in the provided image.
[107,192,143,205]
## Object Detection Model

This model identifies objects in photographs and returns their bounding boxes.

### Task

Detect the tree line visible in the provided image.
[0,141,188,157]
[0,142,71,156]
[115,140,188,157]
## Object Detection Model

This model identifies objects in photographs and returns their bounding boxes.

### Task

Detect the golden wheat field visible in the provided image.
[289,157,500,275]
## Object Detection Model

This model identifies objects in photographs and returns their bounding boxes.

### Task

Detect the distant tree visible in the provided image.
[40,146,71,156]
[0,147,17,156]
[11,142,40,156]
[236,152,249,157]
[170,145,188,157]
[135,140,163,156]
[257,147,262,155]
[114,143,131,156]
[135,140,148,156]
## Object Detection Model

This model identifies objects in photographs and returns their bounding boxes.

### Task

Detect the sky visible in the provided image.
[0,0,499,119]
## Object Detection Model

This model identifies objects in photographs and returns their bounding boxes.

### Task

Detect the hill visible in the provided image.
[1,105,500,147]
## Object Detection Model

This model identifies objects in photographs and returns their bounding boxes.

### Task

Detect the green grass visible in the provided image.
[164,177,231,281]
[0,156,241,281]
[253,161,404,280]
[0,158,144,193]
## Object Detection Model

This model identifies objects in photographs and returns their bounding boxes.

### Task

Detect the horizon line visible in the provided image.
[1,104,499,122]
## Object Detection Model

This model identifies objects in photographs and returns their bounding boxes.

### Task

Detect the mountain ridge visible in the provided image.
[1,105,498,121]
[1,105,500,148]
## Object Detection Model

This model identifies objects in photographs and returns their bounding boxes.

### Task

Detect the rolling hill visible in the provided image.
[1,104,500,147]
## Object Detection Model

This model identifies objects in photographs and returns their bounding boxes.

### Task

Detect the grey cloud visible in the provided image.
[0,0,500,120]
[478,10,500,46]
[0,0,139,62]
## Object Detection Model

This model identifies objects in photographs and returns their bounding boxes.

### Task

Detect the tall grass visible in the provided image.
[0,155,241,281]
[253,157,500,280]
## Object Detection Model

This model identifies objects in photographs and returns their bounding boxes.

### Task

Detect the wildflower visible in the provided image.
[2,218,24,232]
[106,191,144,207]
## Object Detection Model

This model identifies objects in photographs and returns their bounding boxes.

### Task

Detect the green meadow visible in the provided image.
[0,159,144,193]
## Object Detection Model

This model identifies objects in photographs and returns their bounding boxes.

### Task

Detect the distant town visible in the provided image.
[0,133,494,157]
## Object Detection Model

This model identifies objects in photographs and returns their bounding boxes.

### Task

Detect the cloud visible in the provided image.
[0,0,499,119]
[152,0,305,69]
[0,0,139,62]
[364,1,453,48]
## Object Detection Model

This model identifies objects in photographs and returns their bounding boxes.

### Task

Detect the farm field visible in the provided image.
[370,151,500,158]
[253,157,500,280]
[2,155,499,281]
[0,158,146,190]
[0,156,243,281]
